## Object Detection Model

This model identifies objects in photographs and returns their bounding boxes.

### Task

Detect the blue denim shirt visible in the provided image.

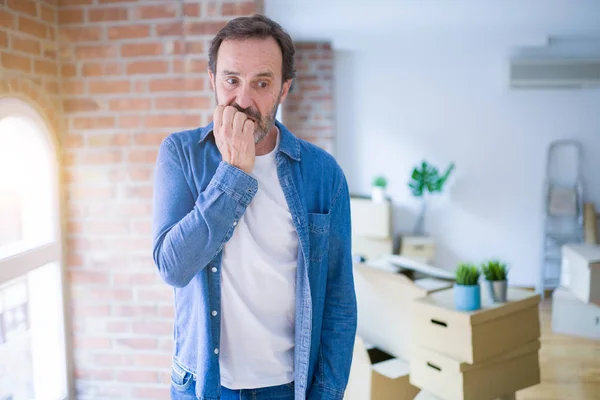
[151,120,357,400]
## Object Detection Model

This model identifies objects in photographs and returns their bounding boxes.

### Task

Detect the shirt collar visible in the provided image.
[197,120,301,161]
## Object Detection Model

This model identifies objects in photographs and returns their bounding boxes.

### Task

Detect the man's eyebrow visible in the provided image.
[220,70,275,78]
[222,70,240,76]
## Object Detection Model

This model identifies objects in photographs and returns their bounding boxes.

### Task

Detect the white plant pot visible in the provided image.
[371,186,386,203]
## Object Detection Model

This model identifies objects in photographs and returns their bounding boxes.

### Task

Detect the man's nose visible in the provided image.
[235,85,253,110]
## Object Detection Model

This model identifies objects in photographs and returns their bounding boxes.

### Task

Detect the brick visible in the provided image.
[118,115,141,128]
[106,321,130,333]
[34,59,57,75]
[88,133,130,147]
[59,8,84,25]
[71,304,111,317]
[155,22,183,36]
[77,287,133,301]
[63,98,100,112]
[126,60,168,75]
[88,80,130,94]
[137,288,173,302]
[0,31,7,48]
[44,81,60,95]
[82,62,122,77]
[133,387,170,400]
[187,21,228,35]
[74,368,114,381]
[149,77,204,92]
[117,370,158,383]
[114,273,155,285]
[69,271,109,285]
[75,45,119,60]
[159,305,174,318]
[66,252,84,267]
[73,116,116,129]
[11,35,41,55]
[107,25,150,40]
[132,220,152,234]
[115,338,157,350]
[99,0,139,2]
[144,114,201,129]
[7,0,38,18]
[155,96,211,110]
[88,7,129,22]
[132,132,169,146]
[125,186,153,199]
[61,64,77,78]
[114,305,156,318]
[1,52,32,73]
[172,40,204,55]
[135,4,177,20]
[18,15,47,39]
[121,42,162,57]
[67,186,115,200]
[74,336,112,349]
[0,9,16,30]
[61,0,93,4]
[62,80,84,94]
[173,58,208,74]
[40,4,55,24]
[127,149,158,163]
[59,26,103,42]
[132,321,171,335]
[183,3,201,17]
[93,354,125,367]
[206,2,219,17]
[222,1,255,16]
[109,98,151,111]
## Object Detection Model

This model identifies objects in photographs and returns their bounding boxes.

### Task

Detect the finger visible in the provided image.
[242,119,255,138]
[213,105,224,130]
[222,106,237,131]
[232,111,247,136]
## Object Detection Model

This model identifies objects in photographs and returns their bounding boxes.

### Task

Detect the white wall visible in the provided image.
[266,0,600,287]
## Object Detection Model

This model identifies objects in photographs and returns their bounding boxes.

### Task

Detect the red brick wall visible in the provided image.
[57,1,262,399]
[283,41,334,153]
[0,0,62,138]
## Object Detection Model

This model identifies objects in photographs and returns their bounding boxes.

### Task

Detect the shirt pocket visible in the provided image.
[170,358,194,391]
[307,212,331,262]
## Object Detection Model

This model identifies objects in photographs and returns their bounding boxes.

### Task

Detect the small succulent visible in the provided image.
[482,260,508,281]
[372,176,387,188]
[455,263,481,286]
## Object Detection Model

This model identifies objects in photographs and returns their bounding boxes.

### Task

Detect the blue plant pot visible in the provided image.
[454,284,481,311]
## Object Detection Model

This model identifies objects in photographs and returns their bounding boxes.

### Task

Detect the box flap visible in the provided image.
[563,244,600,264]
[375,254,456,280]
[415,278,453,293]
[372,358,410,379]
[460,339,541,372]
[413,287,540,325]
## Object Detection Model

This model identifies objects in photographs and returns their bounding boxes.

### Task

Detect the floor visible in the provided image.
[518,298,600,400]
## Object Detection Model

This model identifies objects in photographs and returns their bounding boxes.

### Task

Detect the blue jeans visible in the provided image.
[170,370,295,400]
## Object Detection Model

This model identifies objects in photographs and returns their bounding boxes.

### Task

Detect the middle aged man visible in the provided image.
[152,14,357,400]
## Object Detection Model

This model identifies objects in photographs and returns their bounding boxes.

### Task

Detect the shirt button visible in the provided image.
[233,220,238,227]
[214,348,219,355]
[211,310,218,317]
[211,267,217,273]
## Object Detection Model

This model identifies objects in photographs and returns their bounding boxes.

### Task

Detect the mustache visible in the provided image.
[230,103,261,122]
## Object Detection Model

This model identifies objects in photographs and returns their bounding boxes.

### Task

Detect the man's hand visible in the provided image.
[213,105,256,174]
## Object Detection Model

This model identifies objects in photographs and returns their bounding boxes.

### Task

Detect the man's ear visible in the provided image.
[279,79,293,104]
[208,69,215,92]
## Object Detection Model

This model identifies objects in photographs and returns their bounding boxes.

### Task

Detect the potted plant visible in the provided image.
[482,260,509,303]
[371,175,387,203]
[454,263,481,311]
[408,161,455,235]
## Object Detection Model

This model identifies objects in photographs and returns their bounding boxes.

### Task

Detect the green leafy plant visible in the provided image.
[372,176,387,188]
[481,260,508,281]
[408,161,455,235]
[455,263,481,286]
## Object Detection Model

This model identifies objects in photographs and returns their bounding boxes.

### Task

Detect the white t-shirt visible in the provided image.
[219,129,299,389]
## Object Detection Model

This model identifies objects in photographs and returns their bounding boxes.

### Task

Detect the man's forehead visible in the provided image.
[217,38,282,76]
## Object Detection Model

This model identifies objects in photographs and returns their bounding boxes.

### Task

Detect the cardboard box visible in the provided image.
[412,287,540,364]
[561,244,600,305]
[345,336,420,400]
[552,286,600,340]
[400,236,436,263]
[410,340,540,400]
[353,236,394,262]
[414,390,516,400]
[350,197,392,239]
[353,263,453,361]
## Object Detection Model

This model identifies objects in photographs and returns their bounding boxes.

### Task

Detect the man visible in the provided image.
[152,14,357,400]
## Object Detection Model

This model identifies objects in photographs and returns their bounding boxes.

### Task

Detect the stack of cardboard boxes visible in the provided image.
[408,287,542,400]
[553,243,600,340]
[350,197,393,261]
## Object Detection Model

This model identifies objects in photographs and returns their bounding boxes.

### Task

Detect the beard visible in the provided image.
[215,91,282,144]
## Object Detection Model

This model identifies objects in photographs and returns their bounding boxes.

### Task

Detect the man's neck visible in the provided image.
[255,125,278,156]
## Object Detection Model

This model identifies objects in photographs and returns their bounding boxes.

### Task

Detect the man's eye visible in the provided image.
[226,78,237,85]
[257,81,268,88]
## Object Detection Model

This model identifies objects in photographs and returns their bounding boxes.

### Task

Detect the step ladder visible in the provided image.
[538,140,584,299]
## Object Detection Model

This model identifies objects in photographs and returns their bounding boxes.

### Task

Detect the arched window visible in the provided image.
[0,98,69,399]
